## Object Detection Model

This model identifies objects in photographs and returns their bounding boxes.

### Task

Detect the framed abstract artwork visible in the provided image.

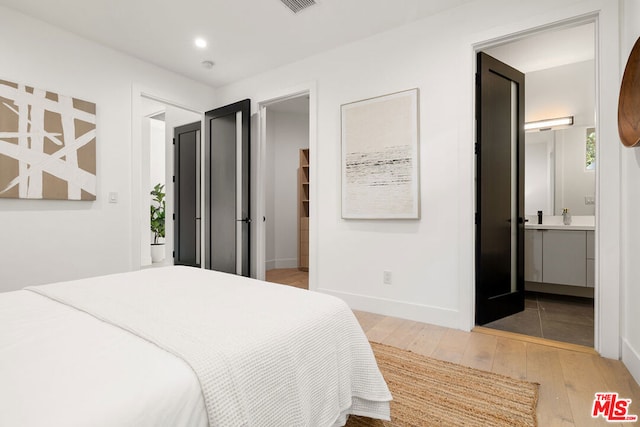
[0,79,96,200]
[341,88,419,219]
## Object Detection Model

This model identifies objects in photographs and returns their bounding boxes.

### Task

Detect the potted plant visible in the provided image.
[150,183,166,263]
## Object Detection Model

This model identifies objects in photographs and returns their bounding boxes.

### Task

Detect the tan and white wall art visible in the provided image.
[0,79,96,200]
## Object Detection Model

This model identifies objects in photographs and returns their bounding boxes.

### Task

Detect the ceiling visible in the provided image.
[484,23,595,73]
[0,0,475,88]
[267,95,310,114]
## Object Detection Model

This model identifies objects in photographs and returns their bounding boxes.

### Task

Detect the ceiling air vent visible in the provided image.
[280,0,316,13]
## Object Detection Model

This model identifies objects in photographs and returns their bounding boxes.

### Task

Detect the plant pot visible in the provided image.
[151,244,165,263]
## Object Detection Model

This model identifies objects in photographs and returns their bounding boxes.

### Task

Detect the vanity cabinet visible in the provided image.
[542,230,586,286]
[524,230,543,282]
[525,229,594,287]
[586,230,595,288]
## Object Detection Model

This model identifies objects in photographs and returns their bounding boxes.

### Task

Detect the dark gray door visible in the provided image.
[174,121,201,267]
[205,99,251,276]
[475,52,525,325]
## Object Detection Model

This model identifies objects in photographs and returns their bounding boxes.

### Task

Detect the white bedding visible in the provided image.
[2,266,390,426]
[0,289,207,427]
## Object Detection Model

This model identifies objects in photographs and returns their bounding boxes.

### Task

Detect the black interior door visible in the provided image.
[174,121,200,267]
[204,99,251,276]
[476,52,525,325]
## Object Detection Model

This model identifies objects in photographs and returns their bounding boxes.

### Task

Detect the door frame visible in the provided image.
[131,85,205,270]
[468,10,621,359]
[255,82,317,286]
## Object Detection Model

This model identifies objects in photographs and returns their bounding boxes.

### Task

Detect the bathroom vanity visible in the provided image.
[524,216,595,295]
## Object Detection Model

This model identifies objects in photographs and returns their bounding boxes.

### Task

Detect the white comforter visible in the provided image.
[3,266,390,426]
[0,288,208,427]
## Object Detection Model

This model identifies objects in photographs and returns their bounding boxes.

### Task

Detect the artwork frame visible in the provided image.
[0,78,97,201]
[341,88,420,219]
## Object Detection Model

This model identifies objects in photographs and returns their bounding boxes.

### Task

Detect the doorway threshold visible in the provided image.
[473,326,597,355]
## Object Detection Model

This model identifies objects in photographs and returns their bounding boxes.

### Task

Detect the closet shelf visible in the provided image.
[298,148,310,271]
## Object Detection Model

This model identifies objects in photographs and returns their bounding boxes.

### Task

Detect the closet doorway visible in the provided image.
[260,95,310,289]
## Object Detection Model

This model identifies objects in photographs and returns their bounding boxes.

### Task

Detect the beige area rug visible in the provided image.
[346,342,539,427]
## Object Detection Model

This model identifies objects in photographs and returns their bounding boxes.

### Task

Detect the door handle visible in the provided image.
[507,218,526,224]
[237,217,252,223]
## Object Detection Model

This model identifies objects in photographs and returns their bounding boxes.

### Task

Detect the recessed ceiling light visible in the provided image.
[195,38,207,48]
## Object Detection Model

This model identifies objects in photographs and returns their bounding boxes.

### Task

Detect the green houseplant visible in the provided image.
[150,183,166,262]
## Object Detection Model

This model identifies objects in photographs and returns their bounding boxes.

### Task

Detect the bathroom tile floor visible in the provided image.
[483,291,594,347]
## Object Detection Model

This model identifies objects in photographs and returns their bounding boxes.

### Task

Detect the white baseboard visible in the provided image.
[265,258,298,270]
[622,338,640,386]
[318,288,461,330]
[275,258,298,269]
[525,281,594,298]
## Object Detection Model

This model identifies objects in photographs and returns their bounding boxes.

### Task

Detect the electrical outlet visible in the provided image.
[383,270,392,285]
[584,195,595,205]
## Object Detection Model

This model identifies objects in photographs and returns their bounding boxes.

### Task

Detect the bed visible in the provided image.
[0,266,391,427]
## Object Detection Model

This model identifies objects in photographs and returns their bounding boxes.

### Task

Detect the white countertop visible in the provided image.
[525,215,595,231]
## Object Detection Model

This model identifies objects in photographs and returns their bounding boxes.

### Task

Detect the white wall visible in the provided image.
[621,0,640,385]
[149,118,166,196]
[265,109,309,270]
[213,0,623,358]
[0,6,216,291]
[526,60,595,125]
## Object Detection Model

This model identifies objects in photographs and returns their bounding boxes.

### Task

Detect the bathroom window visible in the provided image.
[585,127,596,170]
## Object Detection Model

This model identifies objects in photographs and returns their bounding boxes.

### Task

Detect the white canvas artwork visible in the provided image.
[0,79,96,201]
[341,89,419,219]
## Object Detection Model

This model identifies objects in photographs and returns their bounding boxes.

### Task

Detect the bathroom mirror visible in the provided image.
[525,126,596,216]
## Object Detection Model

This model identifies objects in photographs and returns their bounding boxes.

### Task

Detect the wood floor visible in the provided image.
[266,268,640,426]
[265,268,308,289]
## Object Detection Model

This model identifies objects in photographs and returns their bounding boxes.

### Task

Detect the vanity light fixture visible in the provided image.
[194,38,207,48]
[524,116,574,132]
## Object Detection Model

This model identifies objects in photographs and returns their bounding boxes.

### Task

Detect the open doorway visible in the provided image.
[476,22,596,348]
[140,96,201,268]
[261,95,310,289]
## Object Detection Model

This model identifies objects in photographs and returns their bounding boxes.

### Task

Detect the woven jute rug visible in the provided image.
[346,342,539,427]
